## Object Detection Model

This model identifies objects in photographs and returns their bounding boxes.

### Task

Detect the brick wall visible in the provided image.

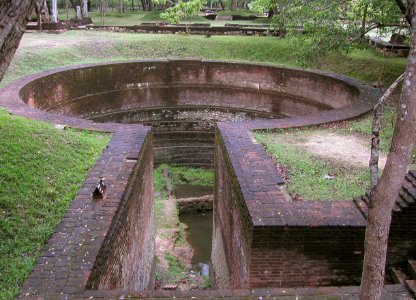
[388,208,416,268]
[213,128,367,289]
[212,132,253,289]
[250,227,365,288]
[87,135,155,291]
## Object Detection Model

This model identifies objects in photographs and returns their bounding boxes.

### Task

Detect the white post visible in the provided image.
[82,0,89,18]
[52,0,58,22]
[76,6,82,19]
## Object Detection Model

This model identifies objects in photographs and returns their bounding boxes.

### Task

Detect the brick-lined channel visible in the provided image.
[1,59,414,298]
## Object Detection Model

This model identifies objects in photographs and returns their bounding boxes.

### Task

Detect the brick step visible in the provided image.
[408,170,416,181]
[392,268,409,284]
[405,280,416,296]
[402,185,416,205]
[408,260,416,280]
[400,190,415,206]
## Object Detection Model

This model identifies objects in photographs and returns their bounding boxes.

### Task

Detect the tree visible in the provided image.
[360,3,416,298]
[0,1,35,83]
[34,0,47,31]
[118,0,124,13]
[248,0,407,66]
[160,0,205,26]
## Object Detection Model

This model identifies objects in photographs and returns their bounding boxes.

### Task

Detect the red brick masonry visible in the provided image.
[0,60,413,298]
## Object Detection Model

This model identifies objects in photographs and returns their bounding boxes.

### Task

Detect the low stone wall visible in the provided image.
[86,24,277,36]
[214,114,416,290]
[176,195,213,213]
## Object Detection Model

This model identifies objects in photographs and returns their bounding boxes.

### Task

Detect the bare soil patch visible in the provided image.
[276,131,387,168]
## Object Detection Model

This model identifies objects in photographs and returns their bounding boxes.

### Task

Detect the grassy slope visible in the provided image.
[1,31,406,88]
[0,109,110,299]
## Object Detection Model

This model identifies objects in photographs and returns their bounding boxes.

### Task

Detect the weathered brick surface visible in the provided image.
[3,60,414,298]
[250,227,365,287]
[75,284,412,299]
[15,59,368,169]
[355,172,416,270]
[87,135,155,291]
[17,127,154,298]
[212,132,253,289]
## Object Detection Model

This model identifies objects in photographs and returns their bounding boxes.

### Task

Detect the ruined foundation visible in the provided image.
[1,59,414,298]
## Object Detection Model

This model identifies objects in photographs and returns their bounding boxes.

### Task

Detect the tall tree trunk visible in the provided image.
[360,3,368,38]
[51,0,58,22]
[268,7,274,18]
[0,0,35,82]
[119,0,124,14]
[44,0,49,21]
[34,0,43,31]
[360,14,416,300]
[369,73,405,190]
[69,0,80,14]
[131,0,134,11]
[395,0,413,26]
[231,0,237,11]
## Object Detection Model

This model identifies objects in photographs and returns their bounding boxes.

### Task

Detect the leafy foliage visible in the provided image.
[160,0,206,25]
[248,0,407,66]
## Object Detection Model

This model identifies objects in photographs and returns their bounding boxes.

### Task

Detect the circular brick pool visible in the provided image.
[5,59,378,168]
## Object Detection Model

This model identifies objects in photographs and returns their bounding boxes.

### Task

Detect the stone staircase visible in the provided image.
[353,170,416,296]
[391,260,416,296]
[353,170,416,216]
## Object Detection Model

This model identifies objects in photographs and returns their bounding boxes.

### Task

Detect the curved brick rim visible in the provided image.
[0,58,379,130]
[0,59,380,228]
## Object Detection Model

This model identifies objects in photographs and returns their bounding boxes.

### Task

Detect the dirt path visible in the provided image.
[284,132,387,168]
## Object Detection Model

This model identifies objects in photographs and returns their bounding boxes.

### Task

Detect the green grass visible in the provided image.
[153,164,213,229]
[318,48,408,87]
[0,109,110,299]
[1,31,406,89]
[255,130,370,200]
[338,109,397,154]
[154,164,214,192]
[53,9,266,26]
[254,108,416,200]
[164,251,187,283]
